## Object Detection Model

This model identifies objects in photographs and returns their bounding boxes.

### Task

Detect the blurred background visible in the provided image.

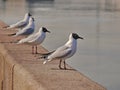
[0,0,120,90]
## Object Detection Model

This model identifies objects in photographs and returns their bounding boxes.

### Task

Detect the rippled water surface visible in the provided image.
[0,0,120,90]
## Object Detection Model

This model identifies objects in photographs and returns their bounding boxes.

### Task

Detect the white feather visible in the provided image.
[43,33,77,64]
[7,13,31,29]
[13,17,35,37]
[17,27,46,46]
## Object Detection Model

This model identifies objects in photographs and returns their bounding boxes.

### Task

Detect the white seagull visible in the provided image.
[40,33,83,70]
[6,13,32,29]
[17,27,50,54]
[8,17,35,37]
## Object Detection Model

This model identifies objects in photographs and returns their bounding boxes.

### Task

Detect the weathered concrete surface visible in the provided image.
[0,21,107,90]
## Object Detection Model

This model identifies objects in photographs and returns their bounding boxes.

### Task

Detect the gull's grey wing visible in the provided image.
[48,45,72,59]
[16,28,34,36]
[8,28,34,36]
[17,32,38,44]
[16,21,27,28]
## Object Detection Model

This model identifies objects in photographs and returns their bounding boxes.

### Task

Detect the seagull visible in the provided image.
[40,33,83,70]
[17,27,50,54]
[5,13,32,29]
[8,17,35,37]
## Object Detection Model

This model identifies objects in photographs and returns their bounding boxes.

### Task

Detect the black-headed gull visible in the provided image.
[8,17,35,37]
[17,27,50,54]
[6,13,32,29]
[40,33,83,70]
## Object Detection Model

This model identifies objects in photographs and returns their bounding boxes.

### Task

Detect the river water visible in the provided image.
[0,0,120,90]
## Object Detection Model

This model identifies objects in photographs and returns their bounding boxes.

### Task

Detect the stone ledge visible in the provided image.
[0,21,107,90]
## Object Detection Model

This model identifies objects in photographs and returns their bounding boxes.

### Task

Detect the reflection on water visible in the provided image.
[0,0,120,90]
[26,0,54,14]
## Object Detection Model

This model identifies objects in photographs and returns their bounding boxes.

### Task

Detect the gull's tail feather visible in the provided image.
[16,41,21,44]
[6,26,13,29]
[37,50,55,64]
[17,39,25,44]
[8,33,16,36]
[39,50,55,59]
[2,25,9,28]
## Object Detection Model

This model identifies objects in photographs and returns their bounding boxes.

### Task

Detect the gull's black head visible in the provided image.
[72,33,83,40]
[42,27,50,33]
[28,13,32,16]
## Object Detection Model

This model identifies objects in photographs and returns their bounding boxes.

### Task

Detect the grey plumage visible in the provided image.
[8,17,35,37]
[39,33,83,69]
[6,13,32,29]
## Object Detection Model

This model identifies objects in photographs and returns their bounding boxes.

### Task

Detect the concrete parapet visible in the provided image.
[0,21,107,90]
